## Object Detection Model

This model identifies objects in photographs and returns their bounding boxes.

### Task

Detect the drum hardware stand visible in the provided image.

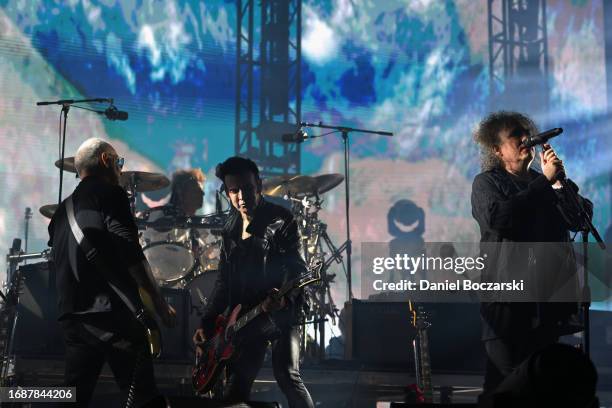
[23,208,32,257]
[1,239,22,386]
[290,192,345,362]
[36,98,114,205]
[125,173,139,215]
[311,232,341,362]
[299,122,394,301]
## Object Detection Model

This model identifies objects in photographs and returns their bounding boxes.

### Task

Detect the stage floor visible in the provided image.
[10,357,612,407]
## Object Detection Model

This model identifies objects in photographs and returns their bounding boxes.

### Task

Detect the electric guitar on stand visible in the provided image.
[192,259,323,394]
[410,300,433,403]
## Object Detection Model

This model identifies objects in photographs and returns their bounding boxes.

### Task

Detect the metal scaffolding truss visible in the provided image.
[488,0,549,110]
[235,0,302,177]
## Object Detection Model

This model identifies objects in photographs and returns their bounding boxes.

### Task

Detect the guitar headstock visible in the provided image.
[296,257,323,289]
[277,258,324,298]
[409,301,430,330]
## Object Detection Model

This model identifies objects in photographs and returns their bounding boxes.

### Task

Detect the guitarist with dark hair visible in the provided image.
[192,156,314,408]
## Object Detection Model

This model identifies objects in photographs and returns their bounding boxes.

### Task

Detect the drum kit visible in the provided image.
[262,173,344,264]
[41,157,225,288]
[39,157,345,352]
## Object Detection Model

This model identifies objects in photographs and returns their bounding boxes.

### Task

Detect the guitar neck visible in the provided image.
[233,304,264,332]
[230,260,322,335]
[232,279,295,333]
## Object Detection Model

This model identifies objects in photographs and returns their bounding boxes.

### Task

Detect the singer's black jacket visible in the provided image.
[199,198,307,340]
[471,167,593,340]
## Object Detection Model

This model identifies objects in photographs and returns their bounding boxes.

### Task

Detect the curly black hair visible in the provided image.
[473,111,539,171]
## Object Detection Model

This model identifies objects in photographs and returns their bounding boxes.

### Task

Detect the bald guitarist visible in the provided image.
[49,138,175,407]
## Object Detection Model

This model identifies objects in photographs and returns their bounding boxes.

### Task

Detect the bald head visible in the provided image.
[74,138,121,184]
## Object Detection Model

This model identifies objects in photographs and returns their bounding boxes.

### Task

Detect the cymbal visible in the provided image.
[313,173,344,195]
[262,175,317,197]
[54,157,77,173]
[120,171,170,192]
[39,204,58,219]
[262,173,345,197]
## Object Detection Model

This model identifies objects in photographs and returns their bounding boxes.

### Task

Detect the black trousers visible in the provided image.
[482,329,559,394]
[224,326,314,408]
[61,313,163,407]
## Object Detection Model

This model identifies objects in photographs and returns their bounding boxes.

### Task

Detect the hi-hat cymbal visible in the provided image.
[54,157,77,173]
[120,171,170,192]
[39,204,58,219]
[262,175,317,197]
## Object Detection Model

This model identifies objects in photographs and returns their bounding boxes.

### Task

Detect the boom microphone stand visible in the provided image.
[36,98,113,204]
[298,122,393,300]
[557,173,606,358]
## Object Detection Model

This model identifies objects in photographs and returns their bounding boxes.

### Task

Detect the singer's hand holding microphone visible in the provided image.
[540,143,565,186]
[521,127,566,185]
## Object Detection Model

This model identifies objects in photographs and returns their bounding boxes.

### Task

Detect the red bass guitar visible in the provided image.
[192,259,322,394]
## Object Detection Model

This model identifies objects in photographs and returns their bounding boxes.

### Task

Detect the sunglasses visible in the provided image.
[115,156,125,170]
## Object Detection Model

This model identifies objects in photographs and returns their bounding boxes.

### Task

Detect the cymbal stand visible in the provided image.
[294,197,342,361]
[125,173,138,215]
[313,222,344,360]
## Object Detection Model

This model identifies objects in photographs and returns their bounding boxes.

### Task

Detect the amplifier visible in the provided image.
[348,300,485,372]
[13,262,64,356]
[11,263,194,361]
[158,287,190,361]
[350,300,415,366]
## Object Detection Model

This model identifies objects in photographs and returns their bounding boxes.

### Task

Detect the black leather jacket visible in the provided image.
[200,199,307,338]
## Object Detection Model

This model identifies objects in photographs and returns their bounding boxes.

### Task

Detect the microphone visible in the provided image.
[281,129,308,143]
[521,128,563,148]
[104,106,128,121]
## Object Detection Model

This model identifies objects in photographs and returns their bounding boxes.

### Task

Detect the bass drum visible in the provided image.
[186,270,219,340]
[139,206,195,284]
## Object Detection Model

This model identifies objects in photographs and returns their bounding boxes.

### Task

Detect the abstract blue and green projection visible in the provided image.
[0,1,610,310]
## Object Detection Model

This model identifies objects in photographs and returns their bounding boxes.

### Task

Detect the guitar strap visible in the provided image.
[65,195,143,315]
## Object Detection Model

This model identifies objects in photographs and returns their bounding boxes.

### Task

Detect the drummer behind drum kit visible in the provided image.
[41,157,225,289]
[40,157,345,355]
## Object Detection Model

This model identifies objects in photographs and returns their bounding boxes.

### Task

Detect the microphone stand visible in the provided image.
[36,98,113,204]
[299,122,393,300]
[557,174,606,359]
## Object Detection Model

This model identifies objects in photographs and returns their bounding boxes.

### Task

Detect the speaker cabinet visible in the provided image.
[351,300,416,366]
[13,262,64,356]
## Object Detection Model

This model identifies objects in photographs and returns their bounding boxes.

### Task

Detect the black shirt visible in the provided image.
[48,176,145,320]
[471,167,593,340]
